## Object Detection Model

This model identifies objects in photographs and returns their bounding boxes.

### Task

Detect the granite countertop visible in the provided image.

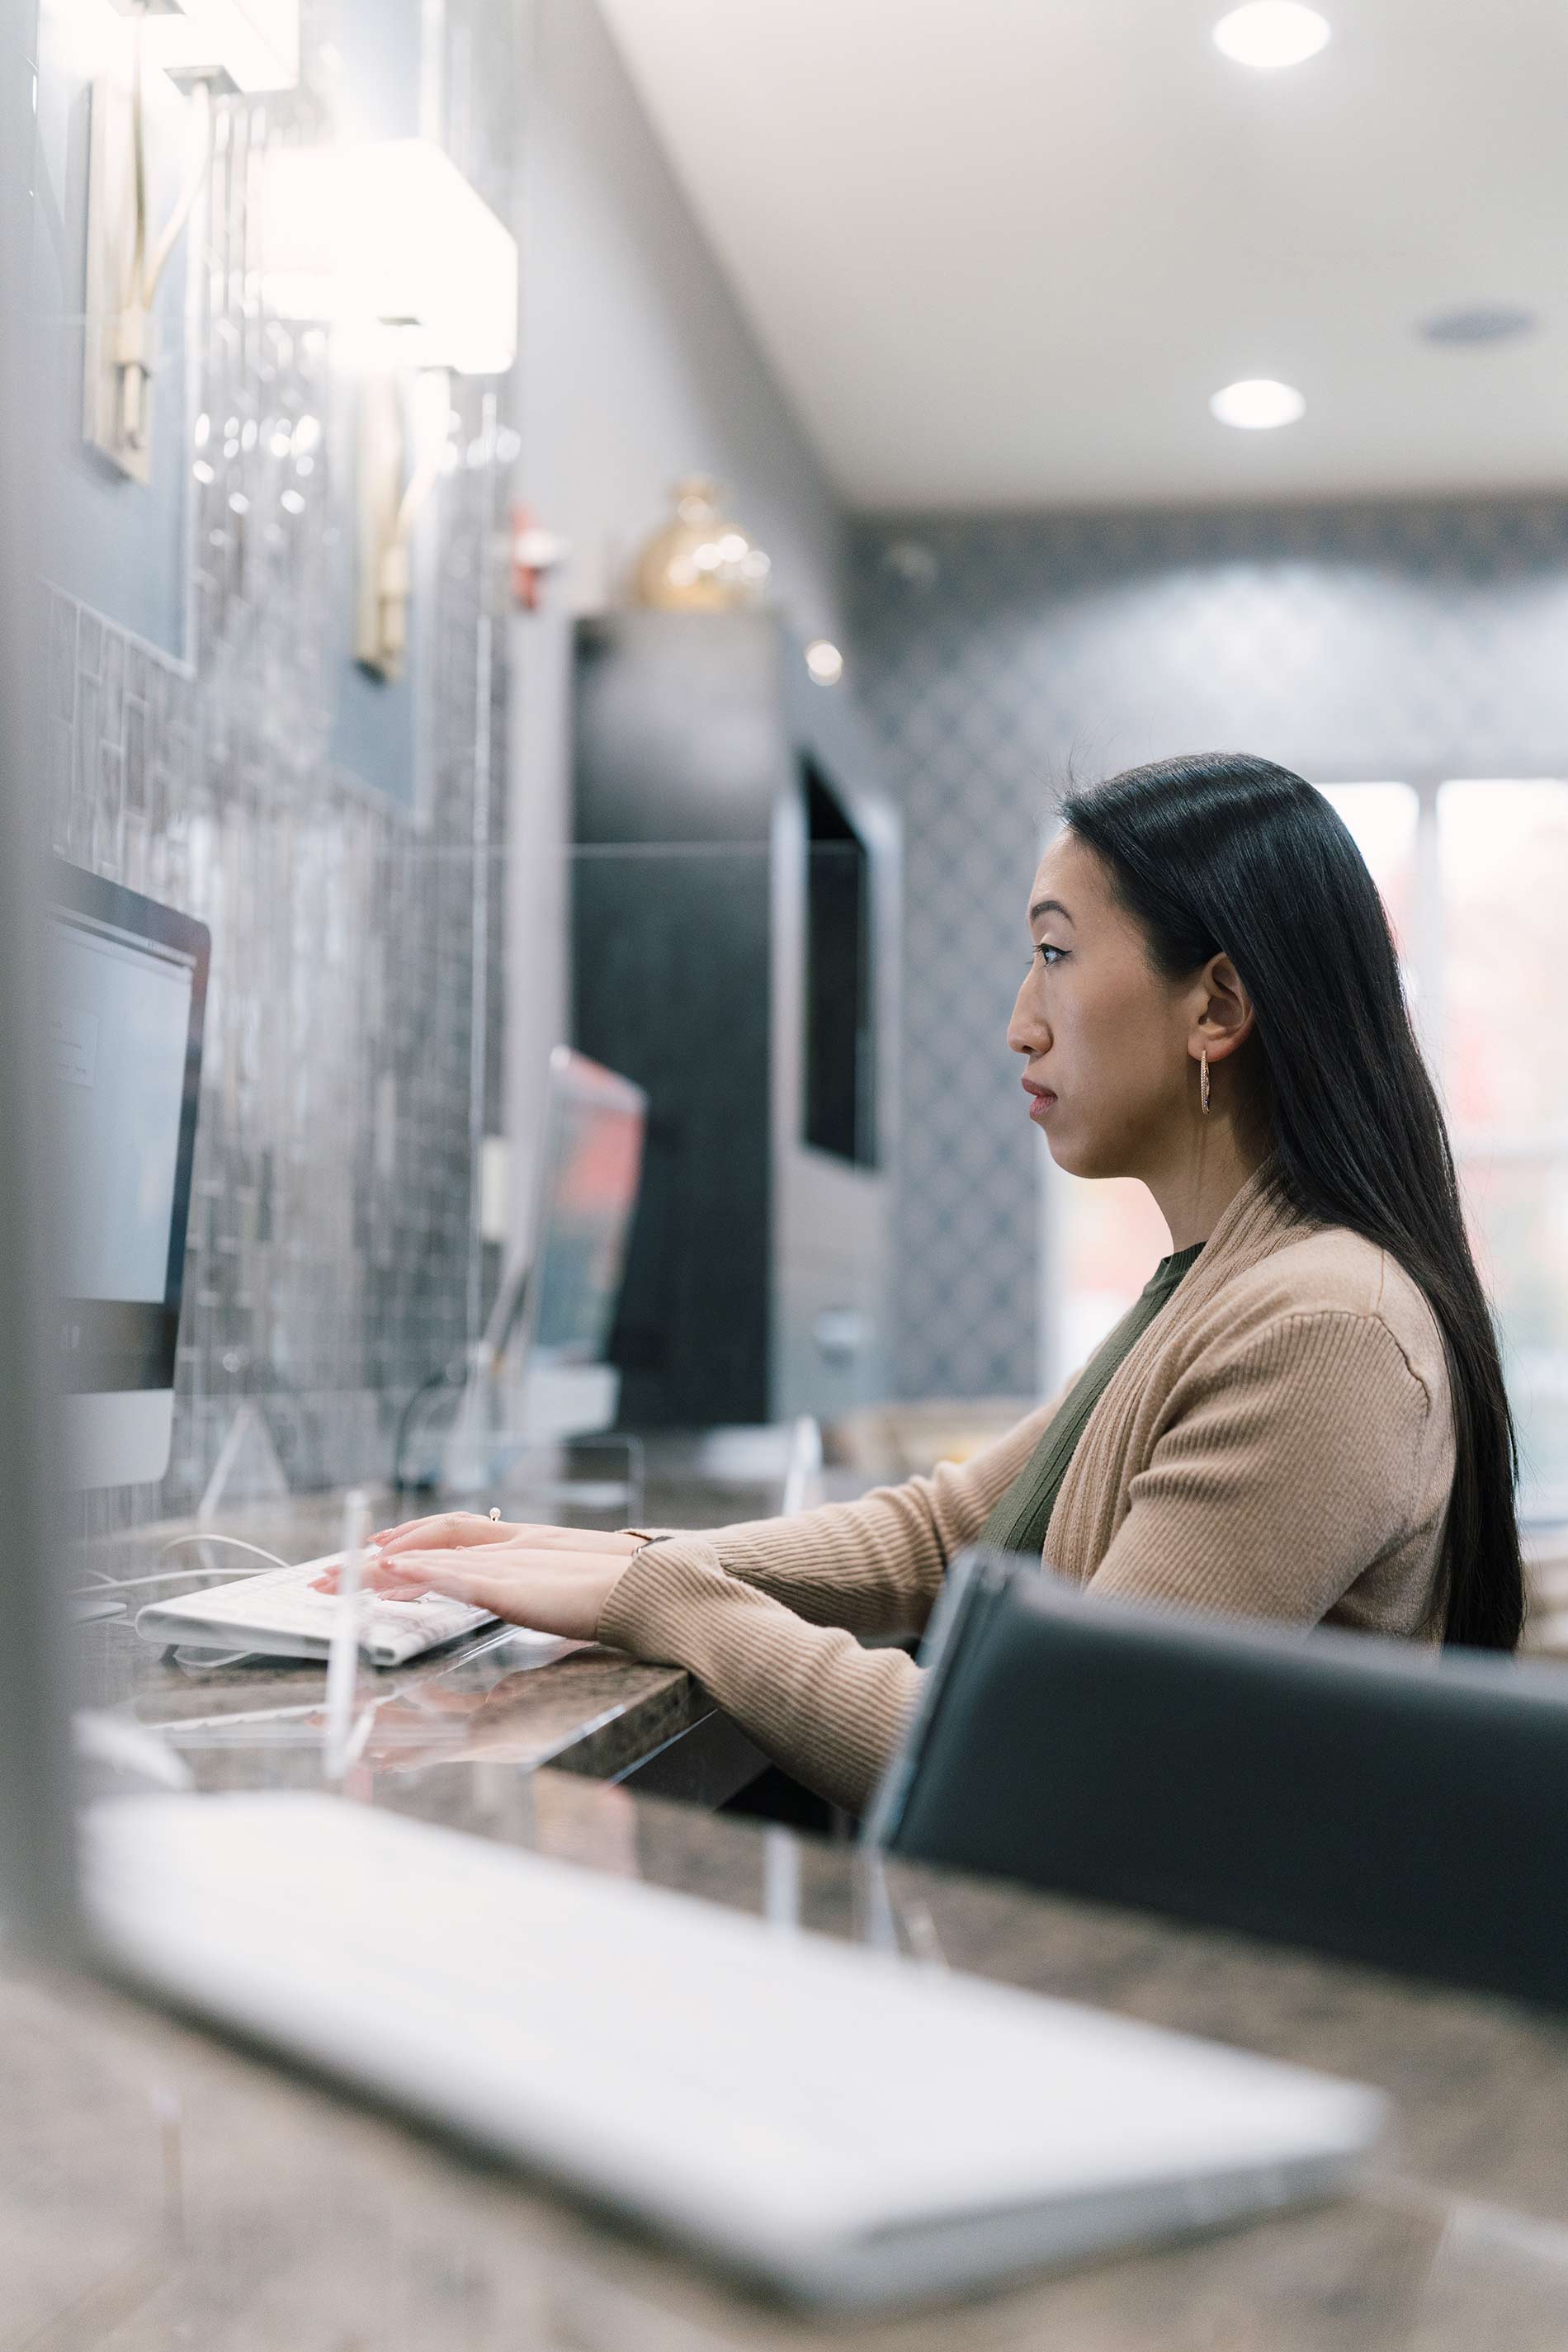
[68,1467,799,1787]
[77,1483,1568,1790]
[31,1471,1568,2343]
[9,1767,1568,2350]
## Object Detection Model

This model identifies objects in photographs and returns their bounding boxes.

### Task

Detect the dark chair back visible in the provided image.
[865,1551,1568,2007]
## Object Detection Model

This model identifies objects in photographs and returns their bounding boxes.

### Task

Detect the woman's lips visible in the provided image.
[1026,1086,1057,1122]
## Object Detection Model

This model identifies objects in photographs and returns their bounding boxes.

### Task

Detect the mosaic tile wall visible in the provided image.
[46,0,520,1532]
[848,499,1568,1399]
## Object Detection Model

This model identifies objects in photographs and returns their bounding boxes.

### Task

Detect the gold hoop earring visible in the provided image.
[1200,1049,1211,1117]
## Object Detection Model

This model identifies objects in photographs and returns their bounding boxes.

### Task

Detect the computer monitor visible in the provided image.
[447,1047,646,1468]
[49,861,210,1490]
[508,1046,648,1374]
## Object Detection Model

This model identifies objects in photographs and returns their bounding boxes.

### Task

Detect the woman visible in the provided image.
[338,753,1523,1811]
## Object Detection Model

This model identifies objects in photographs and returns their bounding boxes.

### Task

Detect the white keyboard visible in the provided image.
[135,1554,502,1667]
[85,1792,1383,2311]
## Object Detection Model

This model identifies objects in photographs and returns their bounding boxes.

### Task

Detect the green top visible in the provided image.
[978,1240,1206,1561]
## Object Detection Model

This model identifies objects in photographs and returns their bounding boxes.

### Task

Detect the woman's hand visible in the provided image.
[311,1510,650,1641]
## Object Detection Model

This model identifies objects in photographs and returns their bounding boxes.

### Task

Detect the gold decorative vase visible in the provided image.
[632,475,772,611]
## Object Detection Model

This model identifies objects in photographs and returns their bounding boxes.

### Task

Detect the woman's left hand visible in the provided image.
[312,1511,649,1641]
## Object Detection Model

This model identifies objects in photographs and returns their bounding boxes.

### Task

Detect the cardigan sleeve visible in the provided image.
[623,1386,1067,1637]
[597,1538,920,1812]
[1086,1309,1437,1624]
[596,1384,1078,1811]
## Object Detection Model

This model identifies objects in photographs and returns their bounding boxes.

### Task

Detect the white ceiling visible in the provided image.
[596,0,1568,511]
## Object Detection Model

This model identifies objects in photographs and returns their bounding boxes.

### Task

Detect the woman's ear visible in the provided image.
[1194,952,1255,1066]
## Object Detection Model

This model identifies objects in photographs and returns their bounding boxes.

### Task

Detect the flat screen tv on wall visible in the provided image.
[802,760,876,1170]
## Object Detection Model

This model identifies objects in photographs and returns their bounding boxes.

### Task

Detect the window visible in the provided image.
[1041,778,1568,1519]
[1435,781,1568,1520]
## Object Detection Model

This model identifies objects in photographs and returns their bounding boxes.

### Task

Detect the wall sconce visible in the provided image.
[266,140,519,678]
[112,0,300,95]
[84,4,302,482]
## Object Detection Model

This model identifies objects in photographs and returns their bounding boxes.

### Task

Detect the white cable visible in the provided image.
[68,1533,292,1599]
[68,1568,273,1595]
[156,1533,291,1572]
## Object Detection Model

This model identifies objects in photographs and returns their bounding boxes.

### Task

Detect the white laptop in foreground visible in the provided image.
[85,1792,1383,2312]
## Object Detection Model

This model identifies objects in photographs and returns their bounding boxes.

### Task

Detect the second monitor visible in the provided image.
[50,859,210,1491]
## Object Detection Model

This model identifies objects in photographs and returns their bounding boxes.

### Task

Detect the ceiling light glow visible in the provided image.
[1212,2,1330,69]
[1210,378,1306,430]
[805,640,844,685]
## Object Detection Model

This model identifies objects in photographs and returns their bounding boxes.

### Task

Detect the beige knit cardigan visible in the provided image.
[597,1164,1457,1811]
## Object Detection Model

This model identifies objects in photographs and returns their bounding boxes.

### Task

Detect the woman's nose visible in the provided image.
[1007,971,1049,1058]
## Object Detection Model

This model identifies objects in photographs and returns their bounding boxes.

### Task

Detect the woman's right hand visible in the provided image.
[364,1509,646,1566]
[310,1511,651,1641]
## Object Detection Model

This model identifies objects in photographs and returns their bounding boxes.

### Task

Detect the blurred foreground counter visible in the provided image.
[9,1770,1568,2350]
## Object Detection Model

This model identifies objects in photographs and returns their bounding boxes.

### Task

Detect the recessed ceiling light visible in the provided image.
[805,640,844,685]
[1212,3,1331,69]
[1419,303,1541,349]
[1210,378,1306,430]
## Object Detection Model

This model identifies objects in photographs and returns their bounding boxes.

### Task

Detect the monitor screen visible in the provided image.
[48,863,209,1400]
[54,919,196,1304]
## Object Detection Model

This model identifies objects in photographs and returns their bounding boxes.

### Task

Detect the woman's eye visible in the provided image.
[1034,942,1065,967]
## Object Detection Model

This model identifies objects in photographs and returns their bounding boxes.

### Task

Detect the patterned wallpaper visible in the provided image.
[45,0,519,1531]
[848,499,1568,1399]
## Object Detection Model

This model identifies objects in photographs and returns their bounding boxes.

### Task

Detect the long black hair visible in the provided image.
[1061,751,1522,1651]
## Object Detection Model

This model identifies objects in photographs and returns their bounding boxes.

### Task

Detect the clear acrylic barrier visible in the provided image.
[494,1433,646,1531]
[50,829,892,1797]
[54,832,890,1552]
